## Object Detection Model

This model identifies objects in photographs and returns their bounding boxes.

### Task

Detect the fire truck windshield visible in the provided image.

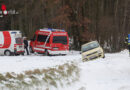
[15,38,23,44]
[53,36,67,45]
[37,35,50,43]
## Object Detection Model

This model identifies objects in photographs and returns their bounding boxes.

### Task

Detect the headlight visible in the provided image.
[82,55,86,59]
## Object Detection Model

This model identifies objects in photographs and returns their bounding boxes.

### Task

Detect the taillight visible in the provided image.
[14,45,17,49]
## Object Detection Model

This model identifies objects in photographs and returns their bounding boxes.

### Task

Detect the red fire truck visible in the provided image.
[30,28,69,55]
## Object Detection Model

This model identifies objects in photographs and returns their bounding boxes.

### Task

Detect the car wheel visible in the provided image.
[45,50,49,56]
[21,53,24,56]
[103,54,105,58]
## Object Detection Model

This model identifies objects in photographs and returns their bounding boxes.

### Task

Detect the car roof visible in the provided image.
[82,41,98,47]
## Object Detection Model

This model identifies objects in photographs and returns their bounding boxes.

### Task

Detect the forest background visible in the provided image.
[0,0,130,52]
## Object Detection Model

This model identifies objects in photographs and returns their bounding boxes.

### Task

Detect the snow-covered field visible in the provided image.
[0,50,130,90]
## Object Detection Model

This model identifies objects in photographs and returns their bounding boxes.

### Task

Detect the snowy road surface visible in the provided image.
[0,50,130,90]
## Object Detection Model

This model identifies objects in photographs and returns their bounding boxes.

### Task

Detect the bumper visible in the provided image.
[14,50,25,54]
[82,53,104,61]
[48,50,69,55]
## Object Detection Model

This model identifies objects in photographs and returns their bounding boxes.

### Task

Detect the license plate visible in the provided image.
[53,47,59,50]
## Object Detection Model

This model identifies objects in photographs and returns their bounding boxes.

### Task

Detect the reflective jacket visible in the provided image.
[125,37,130,45]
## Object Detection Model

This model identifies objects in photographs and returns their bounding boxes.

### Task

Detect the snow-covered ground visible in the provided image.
[73,50,130,90]
[0,51,81,74]
[0,50,130,90]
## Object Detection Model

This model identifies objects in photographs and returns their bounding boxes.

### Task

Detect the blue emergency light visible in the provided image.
[11,32,17,34]
[42,28,65,32]
[128,34,130,43]
[48,28,52,31]
[61,29,65,32]
[50,28,65,32]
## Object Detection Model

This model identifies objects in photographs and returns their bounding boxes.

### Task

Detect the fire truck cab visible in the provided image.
[30,28,69,55]
[0,31,24,56]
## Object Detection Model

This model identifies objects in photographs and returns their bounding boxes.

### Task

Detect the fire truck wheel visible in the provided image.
[30,46,34,53]
[4,50,12,56]
[45,50,49,56]
[21,53,24,56]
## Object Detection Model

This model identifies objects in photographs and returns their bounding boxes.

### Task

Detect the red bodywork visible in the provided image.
[30,29,69,54]
[0,31,11,48]
[0,31,24,55]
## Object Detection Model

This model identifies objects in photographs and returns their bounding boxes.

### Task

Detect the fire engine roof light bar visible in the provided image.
[52,29,64,31]
[10,31,21,33]
[40,29,52,32]
[11,32,17,34]
[40,28,65,32]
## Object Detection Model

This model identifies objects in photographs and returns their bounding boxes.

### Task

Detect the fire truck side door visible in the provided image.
[35,35,43,48]
[31,35,37,47]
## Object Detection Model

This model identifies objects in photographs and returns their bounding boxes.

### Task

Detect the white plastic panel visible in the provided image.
[0,32,4,47]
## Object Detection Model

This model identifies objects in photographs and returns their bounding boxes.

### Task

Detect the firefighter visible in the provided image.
[23,37,29,55]
[125,36,130,56]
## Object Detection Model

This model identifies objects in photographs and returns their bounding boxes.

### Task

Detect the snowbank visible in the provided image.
[0,50,130,90]
[0,62,80,90]
[73,50,130,90]
[0,51,81,74]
